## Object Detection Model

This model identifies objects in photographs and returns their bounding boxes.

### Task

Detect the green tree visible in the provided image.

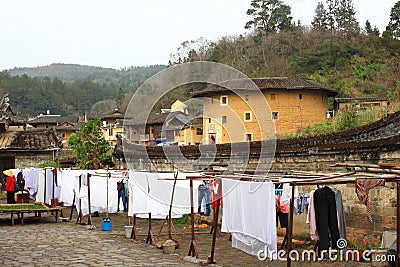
[325,0,338,30]
[312,2,328,30]
[68,118,111,169]
[335,0,359,36]
[365,20,372,34]
[384,1,400,39]
[336,107,360,131]
[244,0,293,35]
[364,20,380,36]
[116,87,124,111]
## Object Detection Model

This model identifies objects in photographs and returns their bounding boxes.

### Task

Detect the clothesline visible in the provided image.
[12,166,400,267]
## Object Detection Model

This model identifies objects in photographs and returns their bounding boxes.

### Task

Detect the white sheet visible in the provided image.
[58,169,83,206]
[35,170,45,203]
[221,179,277,259]
[128,171,202,219]
[22,168,39,199]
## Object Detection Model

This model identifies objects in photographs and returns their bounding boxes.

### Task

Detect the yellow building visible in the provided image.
[101,109,124,148]
[193,77,338,143]
[177,117,203,146]
[55,121,80,147]
[28,114,79,147]
[170,99,189,114]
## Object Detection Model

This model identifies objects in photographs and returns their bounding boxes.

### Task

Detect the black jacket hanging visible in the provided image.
[313,186,340,250]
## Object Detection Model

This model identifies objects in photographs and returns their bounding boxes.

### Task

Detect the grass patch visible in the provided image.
[172,214,189,225]
[0,204,48,211]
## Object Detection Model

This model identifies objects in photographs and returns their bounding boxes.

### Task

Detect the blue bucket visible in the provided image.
[101,217,112,231]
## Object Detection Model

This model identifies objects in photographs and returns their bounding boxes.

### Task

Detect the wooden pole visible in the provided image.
[397,182,400,256]
[209,179,221,264]
[188,178,198,258]
[76,174,84,224]
[87,173,92,225]
[286,183,295,267]
[106,171,110,218]
[168,171,178,240]
[146,212,154,245]
[130,214,138,240]
[69,195,75,221]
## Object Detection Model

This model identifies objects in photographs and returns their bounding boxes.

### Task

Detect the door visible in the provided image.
[0,157,15,190]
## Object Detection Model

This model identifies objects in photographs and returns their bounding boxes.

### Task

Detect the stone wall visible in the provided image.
[14,152,57,168]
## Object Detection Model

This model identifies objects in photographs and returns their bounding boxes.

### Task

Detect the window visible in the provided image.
[222,116,227,124]
[175,130,180,136]
[220,95,228,106]
[196,127,203,135]
[244,111,252,122]
[270,94,276,100]
[245,95,249,101]
[246,133,252,142]
[208,118,211,123]
[272,112,279,120]
[299,93,302,100]
[109,127,113,136]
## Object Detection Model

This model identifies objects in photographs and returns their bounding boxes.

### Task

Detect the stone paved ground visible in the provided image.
[0,193,380,266]
[0,214,199,266]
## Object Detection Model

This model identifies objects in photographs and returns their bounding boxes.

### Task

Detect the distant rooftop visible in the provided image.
[28,115,79,125]
[0,129,62,150]
[333,97,387,103]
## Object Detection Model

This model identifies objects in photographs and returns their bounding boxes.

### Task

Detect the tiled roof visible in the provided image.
[122,112,192,126]
[146,111,194,125]
[55,125,80,131]
[146,113,171,125]
[182,117,203,129]
[1,129,62,150]
[28,115,79,125]
[0,132,17,148]
[101,109,124,120]
[0,113,26,125]
[333,97,387,103]
[193,77,338,97]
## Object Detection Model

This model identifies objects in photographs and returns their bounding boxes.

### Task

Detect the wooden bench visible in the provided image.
[0,204,64,225]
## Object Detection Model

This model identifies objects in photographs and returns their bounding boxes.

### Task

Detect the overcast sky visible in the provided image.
[0,0,397,71]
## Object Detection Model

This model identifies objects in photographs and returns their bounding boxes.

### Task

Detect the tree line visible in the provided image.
[2,64,166,117]
[0,71,117,116]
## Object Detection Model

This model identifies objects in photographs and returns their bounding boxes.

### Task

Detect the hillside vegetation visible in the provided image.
[169,0,400,105]
[1,64,166,116]
[8,63,166,91]
[170,31,399,103]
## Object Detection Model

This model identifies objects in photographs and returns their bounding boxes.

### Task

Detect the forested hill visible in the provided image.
[8,63,166,91]
[168,0,400,104]
[1,64,166,117]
